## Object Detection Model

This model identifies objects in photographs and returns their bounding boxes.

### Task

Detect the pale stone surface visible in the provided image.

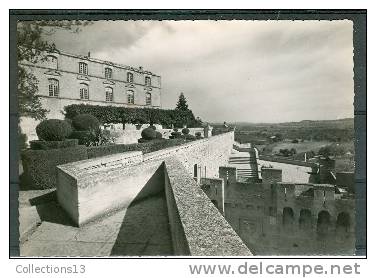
[19,191,173,257]
[164,157,253,256]
[56,132,234,226]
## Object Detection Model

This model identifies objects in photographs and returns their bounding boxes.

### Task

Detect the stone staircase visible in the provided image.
[229,149,259,181]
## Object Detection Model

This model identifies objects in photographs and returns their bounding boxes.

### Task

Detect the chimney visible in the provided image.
[139,66,143,71]
[87,51,91,58]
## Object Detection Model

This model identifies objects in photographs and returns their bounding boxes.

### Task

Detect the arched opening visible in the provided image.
[299,209,312,230]
[336,212,351,234]
[282,207,294,228]
[317,210,331,235]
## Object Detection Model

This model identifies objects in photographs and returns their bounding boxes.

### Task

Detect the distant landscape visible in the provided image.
[211,118,355,172]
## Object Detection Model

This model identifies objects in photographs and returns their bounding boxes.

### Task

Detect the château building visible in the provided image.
[19,50,162,140]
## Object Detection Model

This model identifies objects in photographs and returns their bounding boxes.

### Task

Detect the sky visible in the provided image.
[44,20,354,123]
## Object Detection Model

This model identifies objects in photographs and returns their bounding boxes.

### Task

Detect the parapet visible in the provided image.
[261,167,282,184]
[164,157,252,256]
[313,184,335,201]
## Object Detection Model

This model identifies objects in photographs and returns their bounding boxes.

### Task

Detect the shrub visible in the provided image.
[141,127,157,140]
[64,104,203,128]
[182,128,190,135]
[169,131,182,139]
[184,134,196,141]
[36,119,72,141]
[30,139,78,150]
[195,132,202,139]
[72,113,100,132]
[155,131,163,139]
[69,130,95,146]
[21,146,88,189]
[87,138,186,158]
[149,125,157,130]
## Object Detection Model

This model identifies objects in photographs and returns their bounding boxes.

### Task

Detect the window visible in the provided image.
[127,72,134,83]
[145,76,151,86]
[48,78,59,97]
[79,83,89,100]
[105,68,112,79]
[46,55,58,69]
[79,62,88,75]
[127,90,134,104]
[145,92,152,106]
[105,87,114,102]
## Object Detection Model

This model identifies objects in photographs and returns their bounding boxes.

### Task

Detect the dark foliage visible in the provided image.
[176,93,189,111]
[72,113,100,132]
[141,127,157,140]
[169,131,182,139]
[182,127,190,135]
[21,146,88,189]
[87,138,186,158]
[183,134,196,141]
[64,104,201,128]
[30,139,78,150]
[36,119,72,141]
[195,132,202,139]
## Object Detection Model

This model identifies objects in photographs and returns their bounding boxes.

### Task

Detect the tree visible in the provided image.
[175,93,189,111]
[17,20,91,120]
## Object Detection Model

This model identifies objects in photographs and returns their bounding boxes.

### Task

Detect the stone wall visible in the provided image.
[258,159,314,183]
[57,132,235,226]
[144,131,234,179]
[55,132,252,255]
[201,166,356,255]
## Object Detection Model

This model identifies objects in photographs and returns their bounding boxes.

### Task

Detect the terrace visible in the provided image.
[19,131,252,256]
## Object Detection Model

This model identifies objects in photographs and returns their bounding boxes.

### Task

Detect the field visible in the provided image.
[267,141,332,155]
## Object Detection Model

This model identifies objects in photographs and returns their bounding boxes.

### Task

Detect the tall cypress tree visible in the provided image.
[175,93,189,111]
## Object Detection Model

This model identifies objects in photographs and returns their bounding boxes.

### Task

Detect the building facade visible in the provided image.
[20,51,162,141]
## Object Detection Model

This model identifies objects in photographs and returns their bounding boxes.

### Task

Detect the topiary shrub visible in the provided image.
[155,131,163,139]
[195,132,202,139]
[36,119,72,141]
[72,113,100,132]
[149,125,157,130]
[141,127,157,140]
[182,128,190,135]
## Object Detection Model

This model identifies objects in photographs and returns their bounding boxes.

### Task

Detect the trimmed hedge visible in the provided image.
[21,146,88,189]
[64,104,202,128]
[87,138,186,158]
[69,130,96,146]
[29,139,78,150]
